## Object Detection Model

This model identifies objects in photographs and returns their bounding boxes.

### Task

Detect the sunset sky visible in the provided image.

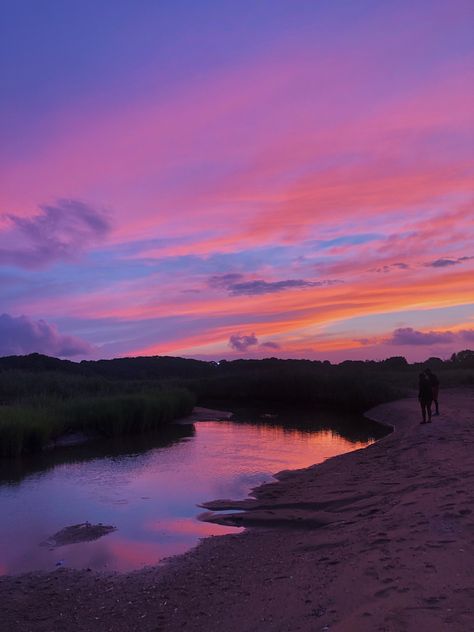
[1,0,473,362]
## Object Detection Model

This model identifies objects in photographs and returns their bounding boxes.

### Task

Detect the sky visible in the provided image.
[1,0,473,363]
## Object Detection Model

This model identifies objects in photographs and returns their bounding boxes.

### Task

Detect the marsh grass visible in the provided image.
[182,369,406,412]
[0,370,154,404]
[1,357,472,457]
[0,388,195,457]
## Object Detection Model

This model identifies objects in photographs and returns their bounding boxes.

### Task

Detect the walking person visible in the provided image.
[418,372,433,424]
[425,368,440,416]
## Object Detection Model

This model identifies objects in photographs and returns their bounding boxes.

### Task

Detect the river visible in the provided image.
[0,408,386,575]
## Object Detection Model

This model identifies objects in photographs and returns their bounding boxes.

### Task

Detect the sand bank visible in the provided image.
[1,388,473,631]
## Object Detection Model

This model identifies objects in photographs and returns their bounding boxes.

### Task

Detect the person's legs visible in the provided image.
[426,399,432,422]
[433,387,439,415]
[420,401,427,423]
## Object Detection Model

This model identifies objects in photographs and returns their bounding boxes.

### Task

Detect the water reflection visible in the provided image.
[0,424,195,486]
[0,412,386,575]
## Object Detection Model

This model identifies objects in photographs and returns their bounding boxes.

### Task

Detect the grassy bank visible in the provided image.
[181,368,406,412]
[0,388,195,457]
[1,353,472,457]
[180,360,473,412]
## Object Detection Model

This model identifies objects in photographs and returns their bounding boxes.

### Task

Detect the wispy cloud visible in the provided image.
[0,313,94,357]
[260,341,280,350]
[371,262,410,274]
[208,273,245,289]
[209,274,341,296]
[0,200,111,268]
[425,256,473,268]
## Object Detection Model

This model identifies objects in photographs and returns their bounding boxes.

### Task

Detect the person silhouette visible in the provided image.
[425,368,440,416]
[418,372,432,424]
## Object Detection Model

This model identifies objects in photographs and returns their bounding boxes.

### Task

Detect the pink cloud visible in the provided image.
[389,327,456,346]
[0,199,111,268]
[228,333,258,352]
[356,326,474,352]
[0,313,94,357]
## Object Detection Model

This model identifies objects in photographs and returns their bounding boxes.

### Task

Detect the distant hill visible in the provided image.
[1,350,473,379]
[0,352,217,380]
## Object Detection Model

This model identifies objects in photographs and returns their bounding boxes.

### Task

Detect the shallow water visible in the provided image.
[0,412,385,575]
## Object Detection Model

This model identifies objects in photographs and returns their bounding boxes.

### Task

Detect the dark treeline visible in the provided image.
[0,351,473,408]
[180,352,474,411]
[0,351,473,457]
[1,349,473,382]
[0,353,216,382]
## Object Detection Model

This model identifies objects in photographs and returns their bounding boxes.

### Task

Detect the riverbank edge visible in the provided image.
[1,387,473,631]
[43,405,233,450]
[196,402,395,526]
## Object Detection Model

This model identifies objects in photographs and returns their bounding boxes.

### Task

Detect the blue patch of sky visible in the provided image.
[310,233,382,250]
[322,303,474,337]
[93,242,321,280]
[0,268,74,306]
[54,314,205,349]
[0,238,336,312]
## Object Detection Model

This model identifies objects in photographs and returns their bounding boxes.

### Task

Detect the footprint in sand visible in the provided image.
[374,587,397,598]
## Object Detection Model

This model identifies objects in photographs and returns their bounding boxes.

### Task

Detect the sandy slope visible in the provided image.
[1,388,473,632]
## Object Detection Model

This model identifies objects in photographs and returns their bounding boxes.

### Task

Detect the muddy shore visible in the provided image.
[1,388,473,631]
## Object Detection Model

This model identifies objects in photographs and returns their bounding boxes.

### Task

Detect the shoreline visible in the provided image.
[1,387,473,631]
[42,405,234,449]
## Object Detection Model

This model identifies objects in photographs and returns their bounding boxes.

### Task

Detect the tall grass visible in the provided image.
[183,363,473,412]
[0,407,55,457]
[181,369,406,412]
[0,388,195,457]
[0,370,171,405]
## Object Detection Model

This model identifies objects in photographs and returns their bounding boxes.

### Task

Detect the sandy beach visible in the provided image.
[1,387,473,631]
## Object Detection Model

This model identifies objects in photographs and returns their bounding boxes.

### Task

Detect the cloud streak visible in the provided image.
[425,256,473,268]
[260,341,280,350]
[371,262,410,274]
[209,274,341,296]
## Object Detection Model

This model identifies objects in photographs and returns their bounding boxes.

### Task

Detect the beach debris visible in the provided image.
[41,522,117,548]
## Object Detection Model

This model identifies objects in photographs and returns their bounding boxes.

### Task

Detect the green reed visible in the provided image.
[0,388,195,457]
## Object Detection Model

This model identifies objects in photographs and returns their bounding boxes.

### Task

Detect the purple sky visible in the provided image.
[1,1,473,361]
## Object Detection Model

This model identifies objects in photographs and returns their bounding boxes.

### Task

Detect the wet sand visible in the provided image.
[1,387,473,631]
